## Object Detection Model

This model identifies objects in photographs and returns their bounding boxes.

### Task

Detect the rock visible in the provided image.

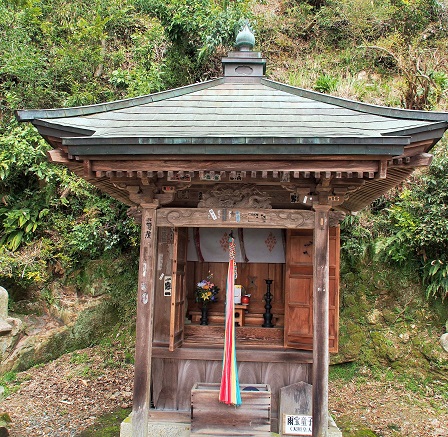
[0,411,11,436]
[440,333,448,353]
[357,71,368,80]
[0,288,9,320]
[399,332,410,343]
[0,299,117,374]
[0,412,10,424]
[0,287,24,363]
[367,309,382,325]
[0,288,12,334]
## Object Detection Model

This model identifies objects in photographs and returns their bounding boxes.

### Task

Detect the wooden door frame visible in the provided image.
[134,206,338,437]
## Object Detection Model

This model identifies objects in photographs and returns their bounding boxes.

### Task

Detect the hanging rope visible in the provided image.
[219,234,242,406]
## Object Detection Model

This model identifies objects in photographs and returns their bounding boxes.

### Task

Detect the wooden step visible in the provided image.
[189,311,283,327]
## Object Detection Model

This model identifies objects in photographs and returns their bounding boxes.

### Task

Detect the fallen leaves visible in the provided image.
[1,347,133,436]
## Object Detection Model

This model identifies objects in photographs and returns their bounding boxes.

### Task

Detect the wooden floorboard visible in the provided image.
[148,410,190,422]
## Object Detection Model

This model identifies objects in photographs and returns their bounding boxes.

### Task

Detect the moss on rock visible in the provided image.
[2,300,118,373]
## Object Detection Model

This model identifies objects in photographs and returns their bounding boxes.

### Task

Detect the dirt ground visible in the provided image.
[0,347,447,436]
[329,370,448,437]
[0,347,134,436]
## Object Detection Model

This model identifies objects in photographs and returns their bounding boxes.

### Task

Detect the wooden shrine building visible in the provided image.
[16,26,448,437]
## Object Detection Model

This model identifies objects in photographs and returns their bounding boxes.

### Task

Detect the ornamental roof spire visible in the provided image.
[222,20,265,78]
[235,21,255,51]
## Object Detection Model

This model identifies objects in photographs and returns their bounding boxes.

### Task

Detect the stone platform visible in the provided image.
[120,412,342,436]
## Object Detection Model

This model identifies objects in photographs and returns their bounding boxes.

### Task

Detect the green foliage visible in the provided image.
[0,62,140,295]
[76,408,132,437]
[0,207,47,251]
[366,142,448,300]
[362,34,448,109]
[312,0,445,48]
[389,0,443,38]
[423,259,448,300]
[99,324,136,367]
[0,371,20,397]
[71,252,139,321]
[0,0,252,304]
[136,0,249,52]
[314,73,338,93]
[329,362,360,382]
[340,214,375,271]
[280,1,315,40]
[135,0,251,85]
[312,0,394,48]
[70,351,91,364]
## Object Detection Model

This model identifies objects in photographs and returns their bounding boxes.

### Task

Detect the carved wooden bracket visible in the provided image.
[329,211,346,226]
[122,184,157,204]
[155,192,175,205]
[127,206,142,224]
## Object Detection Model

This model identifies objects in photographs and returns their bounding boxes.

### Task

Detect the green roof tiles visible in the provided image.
[16,76,448,157]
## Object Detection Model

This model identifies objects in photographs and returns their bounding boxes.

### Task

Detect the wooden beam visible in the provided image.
[312,204,331,437]
[47,149,70,164]
[63,152,404,161]
[132,204,159,437]
[83,160,93,178]
[91,159,381,173]
[156,207,315,229]
[378,160,387,179]
[152,345,313,363]
[390,152,433,167]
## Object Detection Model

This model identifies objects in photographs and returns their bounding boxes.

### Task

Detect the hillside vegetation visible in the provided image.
[0,1,448,435]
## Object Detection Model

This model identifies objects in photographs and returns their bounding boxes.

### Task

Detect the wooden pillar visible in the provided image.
[312,204,331,437]
[132,203,158,437]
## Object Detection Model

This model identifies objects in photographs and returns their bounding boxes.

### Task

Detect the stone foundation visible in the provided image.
[119,412,342,436]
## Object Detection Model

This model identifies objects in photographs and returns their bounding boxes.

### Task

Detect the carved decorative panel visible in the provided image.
[198,184,272,209]
[156,208,316,229]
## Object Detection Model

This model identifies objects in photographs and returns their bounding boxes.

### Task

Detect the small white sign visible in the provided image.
[234,285,242,304]
[283,414,312,436]
[164,276,172,296]
[209,209,217,220]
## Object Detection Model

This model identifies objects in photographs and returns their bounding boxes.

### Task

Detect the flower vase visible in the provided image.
[200,304,209,325]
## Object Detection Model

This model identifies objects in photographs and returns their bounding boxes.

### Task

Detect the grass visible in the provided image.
[70,351,91,364]
[75,408,131,437]
[329,362,360,382]
[0,371,21,397]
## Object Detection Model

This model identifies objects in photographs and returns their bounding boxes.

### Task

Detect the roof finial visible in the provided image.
[235,20,255,52]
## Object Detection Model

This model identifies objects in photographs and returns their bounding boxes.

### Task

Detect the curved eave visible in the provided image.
[14,78,224,121]
[262,79,448,123]
[340,167,416,212]
[61,135,408,157]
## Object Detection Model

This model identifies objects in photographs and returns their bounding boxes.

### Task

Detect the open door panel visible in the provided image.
[169,227,188,351]
[284,228,339,352]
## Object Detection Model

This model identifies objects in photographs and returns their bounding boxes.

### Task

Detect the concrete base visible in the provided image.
[120,412,343,436]
[120,413,191,437]
[328,415,343,437]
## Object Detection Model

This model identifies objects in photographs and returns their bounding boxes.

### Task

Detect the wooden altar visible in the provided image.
[16,25,448,437]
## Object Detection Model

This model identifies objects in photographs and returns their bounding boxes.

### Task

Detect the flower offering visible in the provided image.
[195,273,219,305]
